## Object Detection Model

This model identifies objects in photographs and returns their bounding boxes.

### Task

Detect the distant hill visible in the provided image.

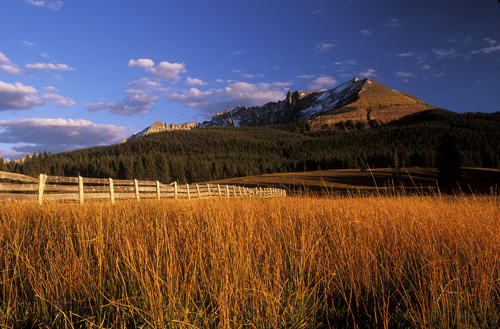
[126,78,436,140]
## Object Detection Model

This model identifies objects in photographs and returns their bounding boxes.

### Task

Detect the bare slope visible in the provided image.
[309,79,435,129]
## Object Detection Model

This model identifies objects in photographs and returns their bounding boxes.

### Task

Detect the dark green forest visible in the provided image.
[4,109,500,183]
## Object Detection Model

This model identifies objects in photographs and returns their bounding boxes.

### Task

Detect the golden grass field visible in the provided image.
[1,193,499,328]
[210,167,500,195]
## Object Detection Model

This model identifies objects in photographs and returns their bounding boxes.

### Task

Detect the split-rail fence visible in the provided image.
[0,171,286,205]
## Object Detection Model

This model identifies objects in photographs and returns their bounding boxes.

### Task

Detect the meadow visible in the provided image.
[1,194,499,328]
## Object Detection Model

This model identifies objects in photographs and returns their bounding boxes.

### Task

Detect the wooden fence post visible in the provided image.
[109,178,115,204]
[186,184,191,200]
[226,185,230,199]
[134,179,140,201]
[38,174,47,205]
[78,176,84,205]
[207,183,212,198]
[195,184,201,199]
[156,181,161,200]
[174,181,178,199]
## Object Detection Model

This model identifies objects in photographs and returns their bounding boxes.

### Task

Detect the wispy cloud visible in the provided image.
[471,38,500,55]
[314,42,335,54]
[432,48,457,59]
[229,50,246,56]
[295,74,315,80]
[20,40,37,47]
[383,16,401,28]
[335,60,357,66]
[398,52,414,58]
[394,71,414,82]
[25,0,63,11]
[360,30,372,36]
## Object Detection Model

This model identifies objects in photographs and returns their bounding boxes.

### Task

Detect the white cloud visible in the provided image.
[359,69,377,78]
[0,80,75,110]
[0,118,128,157]
[162,81,290,118]
[43,93,75,107]
[0,64,22,75]
[128,58,186,80]
[0,52,22,75]
[87,93,158,116]
[0,52,10,64]
[421,64,431,70]
[219,81,289,105]
[315,42,335,54]
[125,77,166,94]
[88,77,166,116]
[0,81,44,111]
[166,88,214,102]
[307,76,337,90]
[25,0,63,10]
[25,62,74,72]
[186,77,207,86]
[128,58,155,70]
[360,30,372,36]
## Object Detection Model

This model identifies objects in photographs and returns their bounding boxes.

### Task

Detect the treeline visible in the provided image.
[4,109,500,184]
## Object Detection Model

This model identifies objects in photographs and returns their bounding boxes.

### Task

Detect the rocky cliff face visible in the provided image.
[126,78,435,141]
[126,121,200,140]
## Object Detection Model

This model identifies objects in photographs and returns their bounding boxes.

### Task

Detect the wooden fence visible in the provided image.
[0,171,286,205]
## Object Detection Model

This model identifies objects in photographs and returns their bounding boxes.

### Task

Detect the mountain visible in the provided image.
[126,78,437,140]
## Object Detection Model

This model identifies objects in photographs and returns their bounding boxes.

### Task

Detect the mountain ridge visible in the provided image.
[126,78,436,141]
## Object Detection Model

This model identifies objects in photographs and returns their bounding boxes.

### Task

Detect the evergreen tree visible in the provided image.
[437,132,462,182]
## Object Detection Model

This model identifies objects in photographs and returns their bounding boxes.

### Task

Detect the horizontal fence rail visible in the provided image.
[0,171,286,205]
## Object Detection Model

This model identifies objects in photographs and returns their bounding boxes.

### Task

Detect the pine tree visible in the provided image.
[437,132,462,182]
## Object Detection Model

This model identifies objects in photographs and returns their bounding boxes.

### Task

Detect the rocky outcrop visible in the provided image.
[125,121,200,141]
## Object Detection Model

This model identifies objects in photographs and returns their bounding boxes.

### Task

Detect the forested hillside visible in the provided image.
[6,110,500,184]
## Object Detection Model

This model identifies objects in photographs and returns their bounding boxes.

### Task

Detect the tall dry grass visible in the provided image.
[0,194,499,328]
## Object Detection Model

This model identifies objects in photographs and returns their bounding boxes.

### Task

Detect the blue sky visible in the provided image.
[1,0,499,160]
